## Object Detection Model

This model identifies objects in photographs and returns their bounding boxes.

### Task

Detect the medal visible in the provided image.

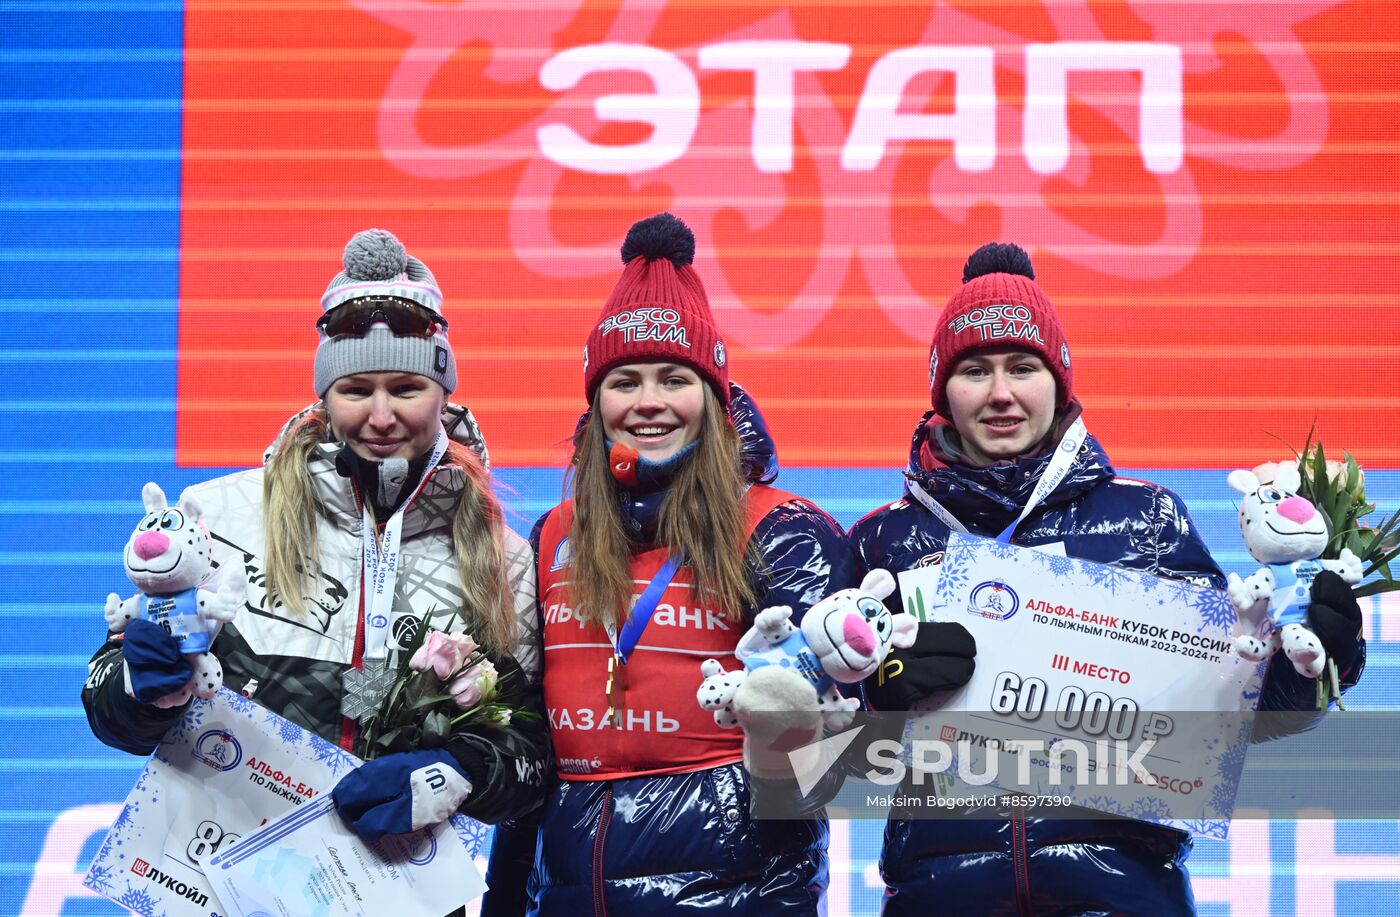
[604,652,627,727]
[341,658,395,723]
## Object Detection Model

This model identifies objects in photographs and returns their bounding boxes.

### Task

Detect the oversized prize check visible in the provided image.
[83,688,489,916]
[897,533,1262,839]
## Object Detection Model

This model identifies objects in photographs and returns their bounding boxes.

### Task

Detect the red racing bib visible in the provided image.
[539,484,801,780]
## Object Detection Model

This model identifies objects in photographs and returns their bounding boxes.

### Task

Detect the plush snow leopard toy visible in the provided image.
[105,482,245,706]
[697,569,917,733]
[1227,464,1362,677]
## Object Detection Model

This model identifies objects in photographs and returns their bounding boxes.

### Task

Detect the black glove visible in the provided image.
[865,622,976,710]
[1308,570,1364,673]
[122,619,193,703]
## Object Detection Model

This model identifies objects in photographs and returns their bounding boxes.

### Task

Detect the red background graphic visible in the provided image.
[177,0,1400,468]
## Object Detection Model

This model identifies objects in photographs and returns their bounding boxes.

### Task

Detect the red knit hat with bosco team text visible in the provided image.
[583,213,729,407]
[928,242,1073,417]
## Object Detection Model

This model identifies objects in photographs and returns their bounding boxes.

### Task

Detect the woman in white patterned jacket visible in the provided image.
[83,229,548,836]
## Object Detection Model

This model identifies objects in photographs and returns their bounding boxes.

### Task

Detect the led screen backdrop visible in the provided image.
[175,0,1400,468]
[4,1,1400,915]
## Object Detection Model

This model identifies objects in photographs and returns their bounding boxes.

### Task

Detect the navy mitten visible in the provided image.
[332,749,473,842]
[121,619,193,703]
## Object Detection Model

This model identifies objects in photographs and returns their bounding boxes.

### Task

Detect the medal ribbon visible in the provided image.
[605,554,682,663]
[360,427,450,661]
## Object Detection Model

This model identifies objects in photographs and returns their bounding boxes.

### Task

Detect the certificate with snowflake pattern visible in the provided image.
[83,689,492,916]
[906,532,1263,838]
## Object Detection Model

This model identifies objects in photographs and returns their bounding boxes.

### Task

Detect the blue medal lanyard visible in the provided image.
[603,554,681,728]
[607,554,682,663]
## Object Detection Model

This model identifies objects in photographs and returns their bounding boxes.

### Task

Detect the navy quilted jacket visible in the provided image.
[850,410,1353,917]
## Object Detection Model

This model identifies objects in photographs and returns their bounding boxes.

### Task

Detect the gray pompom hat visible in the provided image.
[313,228,457,396]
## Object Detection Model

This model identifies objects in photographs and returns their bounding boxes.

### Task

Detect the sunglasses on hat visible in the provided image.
[317,297,448,339]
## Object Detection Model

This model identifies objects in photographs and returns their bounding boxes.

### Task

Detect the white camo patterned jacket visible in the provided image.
[83,403,548,824]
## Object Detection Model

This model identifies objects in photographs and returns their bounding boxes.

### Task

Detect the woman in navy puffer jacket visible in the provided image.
[482,213,857,917]
[851,242,1366,917]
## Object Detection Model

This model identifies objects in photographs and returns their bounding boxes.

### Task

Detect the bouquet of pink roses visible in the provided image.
[356,614,533,760]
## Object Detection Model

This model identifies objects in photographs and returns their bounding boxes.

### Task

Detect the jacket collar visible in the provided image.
[605,381,781,544]
[307,442,469,540]
[728,381,779,486]
[572,380,779,487]
[903,402,1113,529]
[265,401,490,537]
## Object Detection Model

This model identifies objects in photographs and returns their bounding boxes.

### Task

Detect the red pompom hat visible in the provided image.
[583,213,729,407]
[928,242,1073,417]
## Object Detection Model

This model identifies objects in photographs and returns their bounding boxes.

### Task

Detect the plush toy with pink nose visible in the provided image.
[697,569,917,732]
[104,482,245,706]
[1227,464,1363,677]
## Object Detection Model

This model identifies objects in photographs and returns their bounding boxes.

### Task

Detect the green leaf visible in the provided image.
[380,675,408,724]
[401,670,443,710]
[408,692,456,712]
[1346,529,1367,560]
[1329,512,1352,556]
[1264,427,1304,462]
[1353,579,1400,599]
[375,727,406,753]
[421,711,450,747]
[1373,507,1400,542]
[450,704,486,726]
[1363,537,1400,579]
[1317,485,1338,520]
[1309,442,1328,500]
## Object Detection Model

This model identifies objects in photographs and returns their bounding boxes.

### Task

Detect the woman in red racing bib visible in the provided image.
[482,213,858,916]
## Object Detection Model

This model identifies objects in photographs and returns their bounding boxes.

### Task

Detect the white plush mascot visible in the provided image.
[105,482,245,706]
[697,569,917,733]
[1227,464,1363,677]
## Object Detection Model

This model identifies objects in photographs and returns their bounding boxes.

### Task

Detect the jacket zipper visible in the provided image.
[592,784,614,917]
[1008,532,1033,914]
[339,482,369,753]
[1011,804,1032,916]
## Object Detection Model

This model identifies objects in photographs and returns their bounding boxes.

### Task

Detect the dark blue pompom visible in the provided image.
[962,242,1035,283]
[621,213,695,267]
